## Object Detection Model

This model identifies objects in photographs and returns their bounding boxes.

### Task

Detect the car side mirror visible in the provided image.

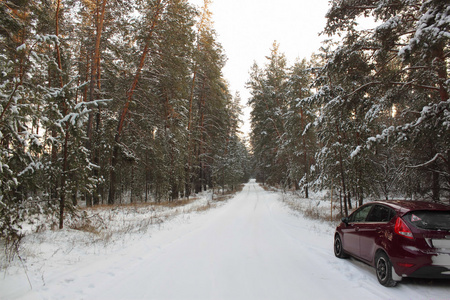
[341,217,349,226]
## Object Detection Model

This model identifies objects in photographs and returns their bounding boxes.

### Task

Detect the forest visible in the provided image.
[1,0,449,243]
[1,0,251,241]
[249,0,449,216]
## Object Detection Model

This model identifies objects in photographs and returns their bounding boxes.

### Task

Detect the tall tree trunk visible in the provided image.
[85,0,107,206]
[347,191,352,210]
[447,150,450,204]
[433,43,448,103]
[55,0,69,229]
[300,107,309,198]
[186,1,212,198]
[336,125,348,217]
[433,44,447,203]
[431,165,440,202]
[109,0,165,204]
[60,129,69,230]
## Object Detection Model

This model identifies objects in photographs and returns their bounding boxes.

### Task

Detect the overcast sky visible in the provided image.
[189,0,331,136]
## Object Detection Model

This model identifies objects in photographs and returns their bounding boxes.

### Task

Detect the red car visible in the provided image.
[334,200,450,287]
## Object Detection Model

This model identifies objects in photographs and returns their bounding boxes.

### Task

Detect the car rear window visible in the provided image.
[405,211,450,231]
[366,205,395,222]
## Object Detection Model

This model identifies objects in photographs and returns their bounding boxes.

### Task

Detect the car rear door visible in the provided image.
[359,204,395,262]
[342,204,373,258]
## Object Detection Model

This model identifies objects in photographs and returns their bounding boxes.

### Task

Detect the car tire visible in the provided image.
[334,234,348,258]
[375,251,397,287]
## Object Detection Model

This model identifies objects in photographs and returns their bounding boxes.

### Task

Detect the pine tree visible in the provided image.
[0,0,99,235]
[187,0,233,194]
[322,0,450,202]
[284,59,316,196]
[1,0,250,244]
[1,0,40,241]
[212,93,250,191]
[107,0,168,204]
[248,42,290,187]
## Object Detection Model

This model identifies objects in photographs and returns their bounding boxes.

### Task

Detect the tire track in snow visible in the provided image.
[9,180,449,300]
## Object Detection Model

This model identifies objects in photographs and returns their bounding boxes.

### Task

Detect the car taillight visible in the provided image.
[395,217,414,239]
[397,262,415,268]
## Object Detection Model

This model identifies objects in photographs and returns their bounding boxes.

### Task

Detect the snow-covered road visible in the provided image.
[2,180,450,299]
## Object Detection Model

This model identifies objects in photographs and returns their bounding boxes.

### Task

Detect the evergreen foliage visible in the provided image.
[0,0,249,242]
[248,43,316,193]
[248,0,449,215]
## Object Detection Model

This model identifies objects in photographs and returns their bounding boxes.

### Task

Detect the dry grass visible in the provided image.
[193,202,213,212]
[67,188,242,237]
[280,192,344,224]
[85,197,201,211]
[261,184,275,192]
[2,188,246,270]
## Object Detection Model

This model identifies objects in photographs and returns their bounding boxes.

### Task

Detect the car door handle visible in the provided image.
[355,227,360,232]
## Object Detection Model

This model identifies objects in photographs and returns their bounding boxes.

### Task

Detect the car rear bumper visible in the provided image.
[407,265,450,279]
[391,248,450,279]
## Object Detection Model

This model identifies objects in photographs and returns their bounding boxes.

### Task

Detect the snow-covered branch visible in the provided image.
[407,153,448,169]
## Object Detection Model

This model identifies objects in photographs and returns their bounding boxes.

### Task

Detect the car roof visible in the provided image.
[367,200,450,215]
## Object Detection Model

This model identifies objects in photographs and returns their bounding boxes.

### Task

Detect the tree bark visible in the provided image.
[336,124,348,217]
[300,106,309,198]
[108,0,165,204]
[433,43,448,103]
[84,0,107,206]
[55,0,69,229]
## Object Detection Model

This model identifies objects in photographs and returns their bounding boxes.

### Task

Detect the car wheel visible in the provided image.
[334,234,348,258]
[375,251,397,287]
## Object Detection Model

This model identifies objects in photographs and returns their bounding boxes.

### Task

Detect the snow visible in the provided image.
[1,180,450,299]
[350,145,362,158]
[16,44,26,52]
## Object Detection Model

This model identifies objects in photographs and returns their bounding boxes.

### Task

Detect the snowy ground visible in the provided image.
[1,180,450,300]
